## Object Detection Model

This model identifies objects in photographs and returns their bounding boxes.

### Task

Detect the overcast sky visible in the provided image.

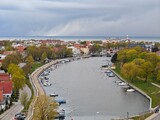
[0,0,160,36]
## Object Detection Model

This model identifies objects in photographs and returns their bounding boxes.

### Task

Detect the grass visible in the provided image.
[114,64,160,108]
[31,62,43,73]
[22,62,44,112]
[131,112,153,120]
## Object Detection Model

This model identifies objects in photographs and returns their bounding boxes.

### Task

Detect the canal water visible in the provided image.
[42,57,150,120]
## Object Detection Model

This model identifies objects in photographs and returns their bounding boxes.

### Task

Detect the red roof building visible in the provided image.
[0,73,10,82]
[15,45,26,53]
[0,81,13,97]
[0,90,4,102]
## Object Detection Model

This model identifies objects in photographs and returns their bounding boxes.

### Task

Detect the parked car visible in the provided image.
[14,113,25,120]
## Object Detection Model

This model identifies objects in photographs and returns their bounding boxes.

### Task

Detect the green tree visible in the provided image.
[117,48,128,66]
[121,62,139,82]
[133,58,145,66]
[140,61,154,82]
[26,55,34,66]
[157,70,160,82]
[12,71,26,90]
[9,64,26,90]
[2,53,21,71]
[33,95,58,120]
[41,52,47,63]
[126,49,138,62]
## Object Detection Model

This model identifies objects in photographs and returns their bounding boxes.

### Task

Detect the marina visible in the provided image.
[41,57,150,120]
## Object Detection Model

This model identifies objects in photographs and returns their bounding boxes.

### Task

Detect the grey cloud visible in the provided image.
[0,0,159,36]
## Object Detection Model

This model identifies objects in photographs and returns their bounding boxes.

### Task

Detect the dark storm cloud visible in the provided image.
[0,0,159,36]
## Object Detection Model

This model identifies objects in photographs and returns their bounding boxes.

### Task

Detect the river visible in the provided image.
[41,57,150,120]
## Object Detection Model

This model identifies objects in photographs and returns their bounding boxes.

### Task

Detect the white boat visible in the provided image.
[50,93,58,97]
[108,72,115,77]
[105,70,111,73]
[118,82,128,86]
[115,80,122,83]
[121,85,130,88]
[126,89,135,92]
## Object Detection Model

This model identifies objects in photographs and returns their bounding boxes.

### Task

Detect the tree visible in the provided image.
[12,71,26,91]
[26,55,34,66]
[157,70,160,82]
[33,95,58,120]
[9,64,26,91]
[41,52,47,63]
[2,53,21,71]
[117,48,128,66]
[126,49,138,62]
[140,61,154,82]
[20,91,29,110]
[111,53,117,63]
[133,58,145,66]
[121,62,139,82]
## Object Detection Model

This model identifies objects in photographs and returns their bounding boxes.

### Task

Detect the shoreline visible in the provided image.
[111,70,152,110]
[27,57,153,119]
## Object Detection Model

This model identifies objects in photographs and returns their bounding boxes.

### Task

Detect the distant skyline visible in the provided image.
[0,0,160,36]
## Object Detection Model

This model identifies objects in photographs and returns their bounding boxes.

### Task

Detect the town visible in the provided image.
[0,37,159,120]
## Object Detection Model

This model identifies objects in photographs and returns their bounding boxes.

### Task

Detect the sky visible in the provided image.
[0,0,160,36]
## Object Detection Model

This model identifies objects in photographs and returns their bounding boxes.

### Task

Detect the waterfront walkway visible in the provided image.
[26,60,57,120]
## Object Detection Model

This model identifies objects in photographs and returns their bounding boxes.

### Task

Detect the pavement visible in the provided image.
[0,85,31,120]
[26,60,57,120]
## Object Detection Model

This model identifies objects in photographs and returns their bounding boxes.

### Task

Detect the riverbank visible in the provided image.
[111,69,160,119]
[28,58,149,120]
[26,60,58,120]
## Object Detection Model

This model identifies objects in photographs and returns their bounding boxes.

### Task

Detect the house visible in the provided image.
[67,46,81,56]
[15,45,26,53]
[0,81,13,98]
[0,73,11,82]
[0,90,6,110]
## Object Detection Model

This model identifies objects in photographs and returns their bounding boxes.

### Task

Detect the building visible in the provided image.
[0,73,11,82]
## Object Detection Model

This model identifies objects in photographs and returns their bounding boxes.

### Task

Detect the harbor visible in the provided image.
[40,57,150,120]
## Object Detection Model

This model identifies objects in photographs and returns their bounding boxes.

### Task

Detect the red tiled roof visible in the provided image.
[15,46,26,53]
[0,81,13,94]
[3,51,16,55]
[0,73,10,81]
[0,90,3,102]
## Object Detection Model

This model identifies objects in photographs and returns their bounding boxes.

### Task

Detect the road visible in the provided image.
[0,85,31,120]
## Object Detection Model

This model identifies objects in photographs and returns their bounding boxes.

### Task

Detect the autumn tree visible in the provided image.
[33,95,58,120]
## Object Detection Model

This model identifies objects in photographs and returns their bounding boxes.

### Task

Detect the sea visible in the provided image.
[0,36,159,42]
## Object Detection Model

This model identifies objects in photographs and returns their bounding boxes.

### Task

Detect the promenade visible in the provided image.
[26,60,57,120]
